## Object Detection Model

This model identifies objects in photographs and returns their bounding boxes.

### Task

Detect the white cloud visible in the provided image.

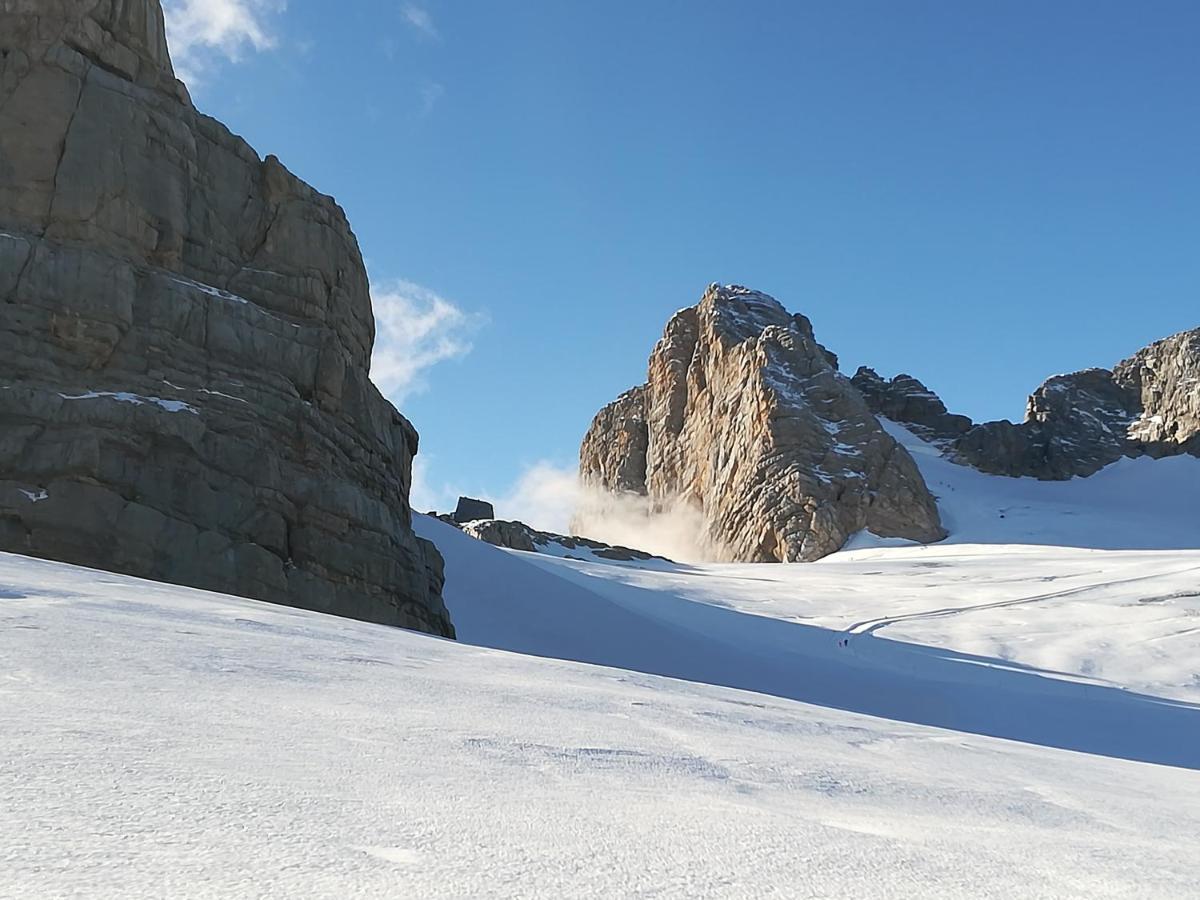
[488,462,716,563]
[409,456,453,515]
[401,3,440,40]
[419,80,445,116]
[162,0,286,84]
[370,280,484,405]
[493,462,582,534]
[411,456,716,561]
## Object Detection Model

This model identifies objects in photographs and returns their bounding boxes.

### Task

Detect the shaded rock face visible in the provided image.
[0,0,453,636]
[851,368,973,444]
[951,329,1199,480]
[580,285,946,563]
[953,369,1138,479]
[452,496,494,525]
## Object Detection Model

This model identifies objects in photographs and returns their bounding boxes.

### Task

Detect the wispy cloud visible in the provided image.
[162,0,286,84]
[419,80,445,116]
[370,280,485,405]
[409,455,455,514]
[455,460,714,561]
[493,462,581,534]
[401,3,440,40]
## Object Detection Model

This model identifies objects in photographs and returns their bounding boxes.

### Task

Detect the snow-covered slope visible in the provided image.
[871,418,1200,550]
[410,427,1200,770]
[420,516,1200,769]
[3,552,1200,899]
[4,427,1198,897]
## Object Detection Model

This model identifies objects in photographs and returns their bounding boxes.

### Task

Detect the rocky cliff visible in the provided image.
[0,0,453,635]
[580,285,946,563]
[856,329,1200,481]
[850,368,974,445]
[948,329,1199,480]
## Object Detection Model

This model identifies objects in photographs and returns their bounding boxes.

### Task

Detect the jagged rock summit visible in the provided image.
[863,328,1200,481]
[0,0,453,635]
[580,285,946,563]
[850,368,973,445]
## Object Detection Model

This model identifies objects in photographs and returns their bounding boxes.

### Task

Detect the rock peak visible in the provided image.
[580,285,944,562]
[1,0,176,88]
[952,328,1198,480]
[851,367,973,444]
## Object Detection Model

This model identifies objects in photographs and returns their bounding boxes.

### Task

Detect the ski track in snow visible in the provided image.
[844,564,1200,637]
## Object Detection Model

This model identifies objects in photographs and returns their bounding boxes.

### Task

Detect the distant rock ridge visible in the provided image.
[579,284,946,563]
[850,368,974,445]
[429,497,665,563]
[855,328,1200,481]
[0,0,453,635]
[461,520,666,563]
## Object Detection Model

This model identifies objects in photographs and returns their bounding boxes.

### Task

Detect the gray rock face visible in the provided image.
[0,0,453,636]
[460,520,539,554]
[953,368,1139,479]
[580,284,946,563]
[952,329,1199,480]
[851,367,973,444]
[452,496,495,524]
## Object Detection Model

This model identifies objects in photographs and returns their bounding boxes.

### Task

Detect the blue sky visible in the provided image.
[165,0,1199,521]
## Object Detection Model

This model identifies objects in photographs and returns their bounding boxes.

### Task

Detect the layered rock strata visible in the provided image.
[580,285,946,563]
[951,328,1200,480]
[0,0,452,635]
[851,368,973,445]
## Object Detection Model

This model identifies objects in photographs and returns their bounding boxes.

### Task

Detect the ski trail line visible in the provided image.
[845,565,1200,637]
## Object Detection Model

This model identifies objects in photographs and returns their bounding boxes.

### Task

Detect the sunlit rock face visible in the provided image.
[1117,328,1200,459]
[951,328,1200,480]
[580,284,946,563]
[0,0,453,635]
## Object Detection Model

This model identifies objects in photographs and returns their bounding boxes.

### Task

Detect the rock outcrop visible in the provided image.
[580,285,946,563]
[577,385,648,495]
[1117,328,1200,458]
[460,519,665,563]
[851,368,973,444]
[452,496,495,525]
[0,0,453,635]
[951,328,1199,480]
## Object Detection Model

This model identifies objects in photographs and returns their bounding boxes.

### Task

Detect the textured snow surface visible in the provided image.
[2,552,1200,899]
[422,518,1200,769]
[4,425,1199,897]
[870,419,1200,551]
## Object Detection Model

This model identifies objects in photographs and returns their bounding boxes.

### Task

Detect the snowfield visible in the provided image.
[3,552,1200,899]
[3,423,1200,898]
